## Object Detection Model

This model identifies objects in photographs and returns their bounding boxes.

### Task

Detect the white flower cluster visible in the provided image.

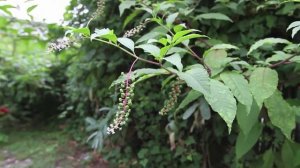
[91,0,105,20]
[48,37,71,52]
[123,21,147,38]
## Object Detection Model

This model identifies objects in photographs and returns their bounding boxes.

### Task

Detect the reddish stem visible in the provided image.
[122,58,138,110]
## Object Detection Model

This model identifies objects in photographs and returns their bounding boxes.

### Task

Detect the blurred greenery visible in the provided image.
[0,0,300,167]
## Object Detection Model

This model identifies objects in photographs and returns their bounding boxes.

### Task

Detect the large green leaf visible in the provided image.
[236,122,262,159]
[249,67,278,106]
[247,38,290,55]
[205,79,237,132]
[264,91,295,139]
[220,71,252,107]
[236,101,260,135]
[177,64,210,96]
[196,13,233,22]
[204,49,234,76]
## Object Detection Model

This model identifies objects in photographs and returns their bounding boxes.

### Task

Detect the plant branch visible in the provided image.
[91,37,176,75]
[269,55,297,68]
[92,38,160,66]
[156,21,212,75]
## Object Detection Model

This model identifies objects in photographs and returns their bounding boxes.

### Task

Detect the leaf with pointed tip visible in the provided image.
[136,44,160,59]
[177,64,210,96]
[237,101,260,135]
[119,1,136,16]
[236,122,262,159]
[182,103,199,120]
[118,37,135,52]
[249,67,278,106]
[205,79,237,132]
[264,91,295,139]
[27,4,38,13]
[196,13,233,22]
[166,12,179,25]
[220,71,252,107]
[164,53,183,71]
[247,38,290,55]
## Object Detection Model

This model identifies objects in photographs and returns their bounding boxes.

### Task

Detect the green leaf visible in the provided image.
[177,64,210,96]
[262,150,274,168]
[173,24,186,33]
[199,97,211,120]
[291,26,300,38]
[287,21,300,38]
[136,44,160,59]
[118,37,135,52]
[196,13,233,22]
[136,26,168,43]
[91,28,117,43]
[281,140,294,168]
[236,101,260,135]
[119,0,136,16]
[0,5,15,16]
[110,68,167,87]
[264,91,295,139]
[205,79,237,132]
[164,53,183,71]
[123,10,142,29]
[182,103,199,120]
[209,44,239,51]
[176,90,202,112]
[220,71,252,107]
[249,67,278,106]
[266,51,292,63]
[287,21,300,30]
[27,4,38,13]
[204,49,233,76]
[72,27,90,36]
[247,38,290,55]
[172,30,194,42]
[174,34,206,45]
[166,12,179,25]
[236,122,262,159]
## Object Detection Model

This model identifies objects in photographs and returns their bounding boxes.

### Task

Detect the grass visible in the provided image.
[0,127,81,168]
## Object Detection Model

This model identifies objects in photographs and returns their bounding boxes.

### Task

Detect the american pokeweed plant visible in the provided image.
[57,0,300,166]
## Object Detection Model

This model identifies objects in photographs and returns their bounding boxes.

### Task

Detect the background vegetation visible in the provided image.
[1,0,300,167]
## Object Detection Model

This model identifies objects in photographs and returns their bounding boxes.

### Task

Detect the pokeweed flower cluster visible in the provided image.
[159,79,182,115]
[91,0,106,20]
[107,59,138,134]
[123,20,148,38]
[48,37,72,52]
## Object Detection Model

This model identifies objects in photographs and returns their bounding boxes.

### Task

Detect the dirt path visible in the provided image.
[0,129,108,168]
[0,150,33,168]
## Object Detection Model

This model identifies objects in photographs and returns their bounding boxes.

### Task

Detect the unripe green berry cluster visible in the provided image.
[159,79,182,115]
[107,75,135,134]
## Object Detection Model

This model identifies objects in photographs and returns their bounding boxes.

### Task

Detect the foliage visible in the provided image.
[1,0,300,167]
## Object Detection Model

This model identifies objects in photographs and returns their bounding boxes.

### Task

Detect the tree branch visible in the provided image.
[269,55,297,68]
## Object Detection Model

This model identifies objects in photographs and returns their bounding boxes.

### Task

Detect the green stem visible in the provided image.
[92,38,160,66]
